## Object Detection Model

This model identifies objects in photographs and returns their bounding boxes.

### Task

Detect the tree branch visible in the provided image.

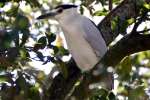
[93,33,150,72]
[45,0,150,99]
[98,0,146,45]
[47,59,82,100]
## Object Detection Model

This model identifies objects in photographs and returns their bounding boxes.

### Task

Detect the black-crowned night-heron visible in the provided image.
[37,4,113,89]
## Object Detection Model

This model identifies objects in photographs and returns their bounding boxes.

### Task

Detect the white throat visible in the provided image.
[54,8,79,22]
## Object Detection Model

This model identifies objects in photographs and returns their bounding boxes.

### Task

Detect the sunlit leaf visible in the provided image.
[113,0,122,4]
[93,9,108,16]
[144,3,150,9]
[111,16,119,31]
[127,18,135,25]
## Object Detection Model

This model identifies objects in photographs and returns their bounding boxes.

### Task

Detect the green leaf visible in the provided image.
[36,51,44,61]
[120,56,132,72]
[53,46,59,54]
[18,17,29,29]
[16,73,28,90]
[127,18,135,25]
[93,9,108,16]
[113,0,122,4]
[128,85,145,100]
[117,56,132,81]
[144,3,150,9]
[0,2,5,7]
[19,48,29,60]
[59,46,69,56]
[111,16,119,31]
[20,29,30,47]
[2,32,13,48]
[15,15,30,30]
[38,36,47,45]
[46,33,56,45]
[33,36,47,50]
[136,0,145,7]
[6,4,18,17]
[0,74,12,83]
[79,5,84,15]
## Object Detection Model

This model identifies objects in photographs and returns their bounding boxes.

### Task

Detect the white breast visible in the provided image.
[57,13,106,71]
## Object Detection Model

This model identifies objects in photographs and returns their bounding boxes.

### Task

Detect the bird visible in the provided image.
[37,4,112,89]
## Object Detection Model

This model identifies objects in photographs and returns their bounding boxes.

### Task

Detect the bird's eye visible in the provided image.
[57,8,63,13]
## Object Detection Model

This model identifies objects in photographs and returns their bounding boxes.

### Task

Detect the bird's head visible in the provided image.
[37,4,78,20]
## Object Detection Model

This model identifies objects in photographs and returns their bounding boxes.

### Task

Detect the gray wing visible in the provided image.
[81,17,107,58]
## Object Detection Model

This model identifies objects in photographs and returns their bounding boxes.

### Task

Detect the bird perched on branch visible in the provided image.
[37,4,112,89]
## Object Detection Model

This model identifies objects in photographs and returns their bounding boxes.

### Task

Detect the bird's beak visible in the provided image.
[37,10,58,19]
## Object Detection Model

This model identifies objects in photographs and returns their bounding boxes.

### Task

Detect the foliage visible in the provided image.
[0,0,150,100]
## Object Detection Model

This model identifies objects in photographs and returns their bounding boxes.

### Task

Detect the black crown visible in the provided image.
[55,4,78,10]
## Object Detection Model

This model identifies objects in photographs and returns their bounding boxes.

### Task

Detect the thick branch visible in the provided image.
[94,33,150,70]
[47,59,82,100]
[99,0,139,45]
